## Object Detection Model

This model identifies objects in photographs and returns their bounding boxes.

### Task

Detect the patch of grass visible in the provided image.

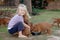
[0,8,16,13]
[0,37,3,40]
[0,26,7,33]
[30,11,60,23]
[50,10,60,12]
[32,8,48,15]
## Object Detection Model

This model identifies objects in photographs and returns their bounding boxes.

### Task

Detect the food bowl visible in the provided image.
[31,32,41,35]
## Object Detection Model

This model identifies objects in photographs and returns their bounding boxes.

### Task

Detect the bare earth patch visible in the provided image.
[53,30,60,36]
[47,35,60,40]
[0,32,48,40]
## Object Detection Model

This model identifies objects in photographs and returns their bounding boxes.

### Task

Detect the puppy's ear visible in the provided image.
[52,18,58,21]
[30,24,35,31]
[30,22,33,26]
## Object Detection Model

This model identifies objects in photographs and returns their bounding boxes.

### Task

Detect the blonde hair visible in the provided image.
[16,4,31,19]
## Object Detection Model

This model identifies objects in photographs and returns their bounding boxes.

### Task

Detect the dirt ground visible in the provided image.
[0,32,47,40]
[0,29,60,40]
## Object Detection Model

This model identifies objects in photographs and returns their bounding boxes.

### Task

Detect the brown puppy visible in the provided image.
[53,18,60,27]
[22,27,31,37]
[31,22,52,35]
[22,21,33,36]
[0,18,10,25]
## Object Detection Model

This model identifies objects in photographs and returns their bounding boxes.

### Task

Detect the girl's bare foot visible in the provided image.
[18,35,28,38]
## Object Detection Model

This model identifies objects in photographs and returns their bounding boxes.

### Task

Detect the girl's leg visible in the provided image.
[17,22,27,37]
[8,22,27,37]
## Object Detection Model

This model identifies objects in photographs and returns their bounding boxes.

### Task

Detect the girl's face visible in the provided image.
[18,8,26,16]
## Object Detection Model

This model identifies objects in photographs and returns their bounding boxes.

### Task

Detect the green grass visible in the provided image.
[0,26,7,32]
[30,11,60,23]
[0,10,60,40]
[0,37,3,40]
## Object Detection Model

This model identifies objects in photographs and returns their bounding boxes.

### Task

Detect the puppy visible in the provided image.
[53,18,60,27]
[31,22,52,35]
[22,27,31,37]
[13,27,31,37]
[22,22,33,36]
[0,18,10,25]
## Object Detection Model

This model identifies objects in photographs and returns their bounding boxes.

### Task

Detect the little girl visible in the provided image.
[8,4,31,38]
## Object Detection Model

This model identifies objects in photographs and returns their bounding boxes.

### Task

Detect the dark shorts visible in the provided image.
[8,22,24,34]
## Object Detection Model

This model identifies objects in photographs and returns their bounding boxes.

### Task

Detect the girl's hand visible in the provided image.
[23,23,30,29]
[26,26,30,29]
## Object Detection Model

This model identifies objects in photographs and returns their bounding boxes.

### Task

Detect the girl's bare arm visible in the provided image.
[23,23,30,29]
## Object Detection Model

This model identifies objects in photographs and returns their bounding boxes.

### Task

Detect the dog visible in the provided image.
[31,22,52,35]
[22,27,31,37]
[53,18,60,27]
[22,21,33,36]
[13,27,31,37]
[0,17,10,25]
